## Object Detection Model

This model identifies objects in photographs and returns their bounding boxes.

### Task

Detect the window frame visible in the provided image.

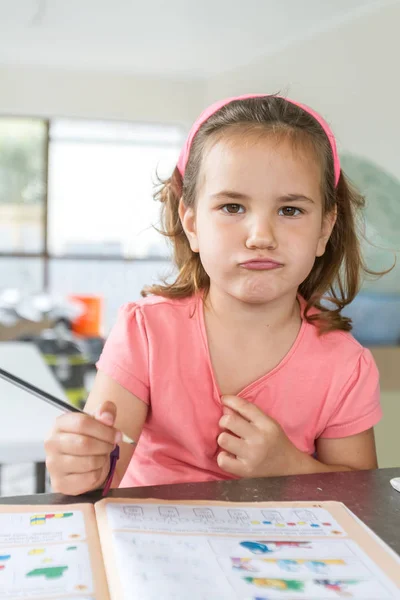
[0,114,179,290]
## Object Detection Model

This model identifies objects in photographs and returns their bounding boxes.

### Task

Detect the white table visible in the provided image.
[0,342,69,492]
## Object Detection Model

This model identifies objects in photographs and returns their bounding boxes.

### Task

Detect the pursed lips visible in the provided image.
[239,258,283,270]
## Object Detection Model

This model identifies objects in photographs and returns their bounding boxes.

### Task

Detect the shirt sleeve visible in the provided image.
[319,348,382,439]
[96,303,150,404]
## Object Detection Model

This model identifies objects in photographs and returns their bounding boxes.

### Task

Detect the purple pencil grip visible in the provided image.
[102,444,120,497]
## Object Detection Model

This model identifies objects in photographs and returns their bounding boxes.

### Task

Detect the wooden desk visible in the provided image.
[2,467,400,554]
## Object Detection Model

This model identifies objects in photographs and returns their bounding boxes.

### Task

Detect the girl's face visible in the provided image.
[180,133,336,305]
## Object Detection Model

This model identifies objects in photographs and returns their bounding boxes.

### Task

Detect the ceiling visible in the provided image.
[0,0,395,78]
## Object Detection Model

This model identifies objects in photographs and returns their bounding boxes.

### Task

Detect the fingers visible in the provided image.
[46,452,109,475]
[221,395,265,424]
[221,406,235,417]
[54,412,121,445]
[217,431,243,456]
[219,412,254,439]
[46,432,115,457]
[45,407,120,496]
[92,400,117,427]
[217,451,244,477]
[50,464,110,496]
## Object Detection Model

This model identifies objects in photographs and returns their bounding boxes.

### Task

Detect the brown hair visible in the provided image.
[143,96,385,333]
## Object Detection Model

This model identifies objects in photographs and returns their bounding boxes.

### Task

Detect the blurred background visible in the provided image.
[0,0,399,495]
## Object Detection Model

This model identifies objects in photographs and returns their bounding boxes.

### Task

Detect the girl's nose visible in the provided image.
[245,217,278,250]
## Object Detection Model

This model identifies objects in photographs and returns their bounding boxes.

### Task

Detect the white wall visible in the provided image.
[2,2,398,172]
[0,65,204,127]
[204,1,400,181]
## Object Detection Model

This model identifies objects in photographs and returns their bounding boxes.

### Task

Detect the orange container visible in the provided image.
[69,295,103,337]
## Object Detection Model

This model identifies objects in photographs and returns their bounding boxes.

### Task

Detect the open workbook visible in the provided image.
[0,499,399,599]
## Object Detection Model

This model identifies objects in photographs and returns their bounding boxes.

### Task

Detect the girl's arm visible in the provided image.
[311,428,378,472]
[273,428,378,476]
[84,370,148,487]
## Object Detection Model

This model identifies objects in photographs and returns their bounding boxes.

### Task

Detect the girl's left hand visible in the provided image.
[217,395,301,478]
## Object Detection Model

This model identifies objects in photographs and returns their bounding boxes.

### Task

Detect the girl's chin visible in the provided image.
[231,285,283,305]
[208,278,294,305]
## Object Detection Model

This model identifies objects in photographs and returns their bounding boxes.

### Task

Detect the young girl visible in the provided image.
[45,94,382,496]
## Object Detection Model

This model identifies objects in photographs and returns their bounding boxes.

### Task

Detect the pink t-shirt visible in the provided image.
[96,293,382,488]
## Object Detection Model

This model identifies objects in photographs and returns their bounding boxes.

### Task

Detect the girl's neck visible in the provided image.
[203,285,301,335]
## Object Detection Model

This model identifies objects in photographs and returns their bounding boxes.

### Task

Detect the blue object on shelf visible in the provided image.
[342,292,400,346]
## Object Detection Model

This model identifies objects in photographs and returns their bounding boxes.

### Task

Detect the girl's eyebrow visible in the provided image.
[277,193,315,204]
[211,191,315,204]
[211,190,250,201]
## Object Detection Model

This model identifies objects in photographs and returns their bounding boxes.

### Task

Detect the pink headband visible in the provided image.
[177,94,340,187]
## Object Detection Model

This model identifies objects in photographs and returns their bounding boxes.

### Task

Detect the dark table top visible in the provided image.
[2,467,400,554]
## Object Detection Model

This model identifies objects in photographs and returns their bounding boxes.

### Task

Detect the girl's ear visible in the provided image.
[178,198,199,252]
[316,205,337,257]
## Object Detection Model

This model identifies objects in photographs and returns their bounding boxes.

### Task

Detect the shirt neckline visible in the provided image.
[196,291,308,400]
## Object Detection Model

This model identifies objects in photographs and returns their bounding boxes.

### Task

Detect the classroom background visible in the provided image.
[0,0,399,496]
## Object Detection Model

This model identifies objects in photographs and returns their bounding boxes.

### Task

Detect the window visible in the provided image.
[0,118,47,254]
[48,119,182,258]
[0,257,43,292]
[0,116,184,327]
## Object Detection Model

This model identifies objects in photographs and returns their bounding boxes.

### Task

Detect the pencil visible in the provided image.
[0,366,136,445]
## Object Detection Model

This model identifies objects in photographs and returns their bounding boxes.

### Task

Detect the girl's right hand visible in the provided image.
[45,401,122,496]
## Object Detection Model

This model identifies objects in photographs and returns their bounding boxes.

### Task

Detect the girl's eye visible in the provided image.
[279,206,303,217]
[221,203,244,214]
